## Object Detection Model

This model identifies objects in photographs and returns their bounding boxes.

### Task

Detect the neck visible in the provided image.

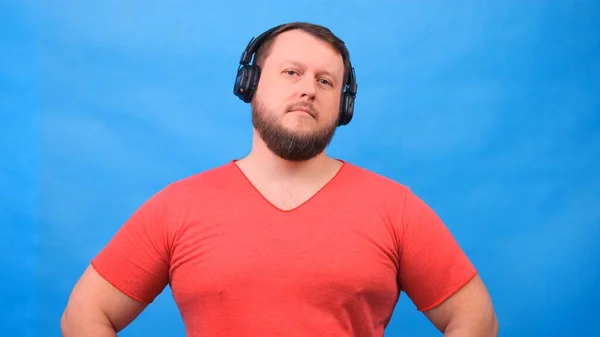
[236,129,342,182]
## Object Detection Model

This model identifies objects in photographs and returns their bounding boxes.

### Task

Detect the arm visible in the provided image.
[423,274,498,336]
[396,189,496,336]
[61,265,149,336]
[61,187,175,336]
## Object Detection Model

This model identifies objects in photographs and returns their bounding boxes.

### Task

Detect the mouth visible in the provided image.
[289,108,314,118]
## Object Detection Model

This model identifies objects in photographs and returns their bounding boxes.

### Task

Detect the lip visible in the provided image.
[290,108,314,117]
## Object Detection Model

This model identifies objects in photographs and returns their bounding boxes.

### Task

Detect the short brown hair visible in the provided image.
[253,22,352,86]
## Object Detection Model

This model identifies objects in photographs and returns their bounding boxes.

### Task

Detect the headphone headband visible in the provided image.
[239,25,284,66]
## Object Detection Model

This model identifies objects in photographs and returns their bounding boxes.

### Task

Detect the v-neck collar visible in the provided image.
[229,159,348,213]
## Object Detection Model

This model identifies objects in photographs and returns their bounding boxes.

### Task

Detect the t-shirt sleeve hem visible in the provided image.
[91,259,154,305]
[416,269,478,312]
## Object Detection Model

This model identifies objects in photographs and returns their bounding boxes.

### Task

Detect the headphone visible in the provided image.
[233,25,358,126]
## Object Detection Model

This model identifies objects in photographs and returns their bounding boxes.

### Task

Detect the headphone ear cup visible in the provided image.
[338,92,355,126]
[247,66,261,102]
[233,65,261,103]
[233,65,249,102]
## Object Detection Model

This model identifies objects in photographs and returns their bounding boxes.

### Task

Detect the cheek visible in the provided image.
[323,97,341,115]
[259,84,288,107]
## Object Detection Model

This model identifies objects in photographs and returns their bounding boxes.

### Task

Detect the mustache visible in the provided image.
[286,102,317,117]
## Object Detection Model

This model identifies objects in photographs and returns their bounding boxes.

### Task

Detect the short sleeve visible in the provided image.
[91,188,173,304]
[397,189,477,312]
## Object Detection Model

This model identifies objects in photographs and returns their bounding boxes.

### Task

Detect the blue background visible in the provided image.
[2,1,599,336]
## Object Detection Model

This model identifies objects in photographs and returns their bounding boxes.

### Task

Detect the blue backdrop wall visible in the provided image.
[1,1,599,336]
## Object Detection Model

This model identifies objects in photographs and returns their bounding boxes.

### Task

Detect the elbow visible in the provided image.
[60,306,82,336]
[60,309,72,336]
[445,309,499,337]
[475,310,499,336]
[60,306,117,336]
[489,313,499,336]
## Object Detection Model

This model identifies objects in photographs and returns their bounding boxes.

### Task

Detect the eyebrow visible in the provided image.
[281,60,339,83]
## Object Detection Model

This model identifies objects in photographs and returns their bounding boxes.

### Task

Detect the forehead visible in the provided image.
[264,30,344,79]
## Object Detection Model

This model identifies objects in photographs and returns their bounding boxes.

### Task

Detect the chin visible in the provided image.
[283,113,317,126]
[281,121,318,135]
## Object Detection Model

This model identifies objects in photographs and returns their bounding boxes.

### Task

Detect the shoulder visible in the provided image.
[338,160,412,199]
[335,161,419,224]
[146,161,240,207]
[169,161,237,188]
[337,161,439,221]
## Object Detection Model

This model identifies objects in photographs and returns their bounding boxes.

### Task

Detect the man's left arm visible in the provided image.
[397,188,498,336]
[423,274,498,336]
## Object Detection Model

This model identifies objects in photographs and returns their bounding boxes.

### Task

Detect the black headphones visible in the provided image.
[233,25,358,126]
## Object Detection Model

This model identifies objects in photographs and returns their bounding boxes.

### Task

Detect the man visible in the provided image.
[61,22,498,336]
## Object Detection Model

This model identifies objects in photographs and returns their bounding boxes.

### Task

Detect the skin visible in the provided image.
[60,28,498,336]
[61,265,147,336]
[423,274,499,336]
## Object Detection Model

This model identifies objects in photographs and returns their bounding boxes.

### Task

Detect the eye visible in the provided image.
[284,69,299,77]
[319,78,333,87]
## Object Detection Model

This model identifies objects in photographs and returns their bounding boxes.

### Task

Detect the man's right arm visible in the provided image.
[61,187,176,335]
[61,264,149,336]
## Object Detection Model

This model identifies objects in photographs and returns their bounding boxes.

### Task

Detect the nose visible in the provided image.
[298,74,317,101]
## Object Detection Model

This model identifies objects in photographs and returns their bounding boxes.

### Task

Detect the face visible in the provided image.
[250,29,345,161]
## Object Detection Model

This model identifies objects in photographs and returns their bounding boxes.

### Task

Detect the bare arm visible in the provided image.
[423,274,498,336]
[61,264,149,336]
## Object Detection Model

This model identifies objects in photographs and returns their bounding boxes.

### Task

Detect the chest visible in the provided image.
[167,206,401,312]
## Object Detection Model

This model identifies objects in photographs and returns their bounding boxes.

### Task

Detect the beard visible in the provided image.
[251,98,338,161]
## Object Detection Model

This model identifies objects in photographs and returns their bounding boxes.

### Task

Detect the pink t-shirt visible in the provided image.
[92,160,476,336]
